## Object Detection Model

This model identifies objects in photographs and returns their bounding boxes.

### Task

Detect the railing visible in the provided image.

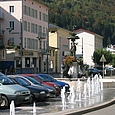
[38,32,46,39]
[38,48,47,54]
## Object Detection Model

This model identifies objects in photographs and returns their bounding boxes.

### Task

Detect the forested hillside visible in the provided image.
[39,0,115,47]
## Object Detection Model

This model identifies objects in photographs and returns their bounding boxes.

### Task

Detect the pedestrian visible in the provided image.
[9,66,13,74]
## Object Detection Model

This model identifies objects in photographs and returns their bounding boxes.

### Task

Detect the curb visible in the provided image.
[41,97,115,115]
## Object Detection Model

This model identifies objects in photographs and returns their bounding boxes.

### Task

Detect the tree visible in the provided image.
[92,48,114,67]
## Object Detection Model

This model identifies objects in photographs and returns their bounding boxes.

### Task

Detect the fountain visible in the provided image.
[33,102,36,115]
[10,100,15,115]
[68,85,75,103]
[60,74,104,109]
[61,86,66,107]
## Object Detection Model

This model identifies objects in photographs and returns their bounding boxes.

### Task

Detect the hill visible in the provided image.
[39,0,115,47]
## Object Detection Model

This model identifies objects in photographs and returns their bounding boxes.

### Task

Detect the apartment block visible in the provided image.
[0,0,49,73]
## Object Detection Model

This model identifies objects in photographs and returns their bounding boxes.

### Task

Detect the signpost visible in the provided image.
[100,55,106,78]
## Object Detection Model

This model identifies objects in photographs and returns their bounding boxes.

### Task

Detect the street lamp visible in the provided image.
[6,19,23,74]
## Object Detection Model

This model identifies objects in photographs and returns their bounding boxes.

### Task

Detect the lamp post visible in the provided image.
[6,19,23,74]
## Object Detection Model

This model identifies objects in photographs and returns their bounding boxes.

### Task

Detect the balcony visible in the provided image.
[38,48,47,54]
[0,12,4,19]
[38,32,46,40]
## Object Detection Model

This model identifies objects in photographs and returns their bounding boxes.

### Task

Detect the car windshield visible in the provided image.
[0,75,15,85]
[48,75,57,82]
[14,77,30,86]
[25,76,41,85]
[36,75,48,82]
[40,74,57,82]
[38,75,51,82]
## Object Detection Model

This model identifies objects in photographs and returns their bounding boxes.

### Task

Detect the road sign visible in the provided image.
[100,55,106,62]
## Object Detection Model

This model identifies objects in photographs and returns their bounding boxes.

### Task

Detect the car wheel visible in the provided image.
[29,94,36,104]
[0,96,9,109]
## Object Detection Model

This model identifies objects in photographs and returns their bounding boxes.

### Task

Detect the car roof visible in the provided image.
[7,74,24,78]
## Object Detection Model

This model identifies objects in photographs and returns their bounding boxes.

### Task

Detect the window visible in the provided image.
[27,7,31,16]
[9,37,14,45]
[34,24,37,34]
[28,22,30,32]
[30,39,32,49]
[38,26,42,36]
[9,21,14,30]
[46,15,48,22]
[27,38,30,49]
[9,6,14,13]
[43,13,45,21]
[32,39,34,49]
[16,58,21,68]
[28,7,30,16]
[36,39,38,49]
[32,8,34,17]
[25,57,30,67]
[24,37,27,48]
[39,12,41,20]
[35,10,38,19]
[39,41,42,49]
[31,23,34,33]
[24,5,27,15]
[43,41,45,49]
[24,21,27,31]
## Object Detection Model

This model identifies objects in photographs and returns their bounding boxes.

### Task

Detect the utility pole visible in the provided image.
[20,19,23,74]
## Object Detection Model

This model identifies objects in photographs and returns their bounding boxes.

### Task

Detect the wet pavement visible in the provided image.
[0,88,115,115]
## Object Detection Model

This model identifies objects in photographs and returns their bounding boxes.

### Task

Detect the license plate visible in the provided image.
[25,96,29,100]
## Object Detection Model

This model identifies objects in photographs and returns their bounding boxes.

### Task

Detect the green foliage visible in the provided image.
[93,48,115,66]
[39,0,115,47]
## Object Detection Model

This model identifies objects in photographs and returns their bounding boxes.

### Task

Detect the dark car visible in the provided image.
[0,94,3,107]
[37,74,70,92]
[8,75,50,102]
[20,75,56,97]
[87,68,102,76]
[20,74,61,96]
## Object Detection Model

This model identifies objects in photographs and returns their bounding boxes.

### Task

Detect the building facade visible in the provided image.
[74,28,103,66]
[49,24,71,73]
[0,0,49,73]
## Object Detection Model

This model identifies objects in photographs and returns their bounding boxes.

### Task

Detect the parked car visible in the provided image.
[0,94,3,107]
[20,74,61,96]
[87,68,102,76]
[37,74,70,92]
[8,75,50,102]
[0,73,30,108]
[105,67,115,71]
[18,75,56,97]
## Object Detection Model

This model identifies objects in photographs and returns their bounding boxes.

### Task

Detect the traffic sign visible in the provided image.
[100,55,106,62]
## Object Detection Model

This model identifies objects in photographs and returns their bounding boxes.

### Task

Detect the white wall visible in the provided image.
[74,32,95,66]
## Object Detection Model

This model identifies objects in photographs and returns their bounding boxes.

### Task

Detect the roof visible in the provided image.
[74,28,103,38]
[49,24,71,33]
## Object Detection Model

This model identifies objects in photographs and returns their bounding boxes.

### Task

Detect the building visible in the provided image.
[73,28,103,66]
[49,24,71,73]
[106,44,115,54]
[0,0,49,73]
